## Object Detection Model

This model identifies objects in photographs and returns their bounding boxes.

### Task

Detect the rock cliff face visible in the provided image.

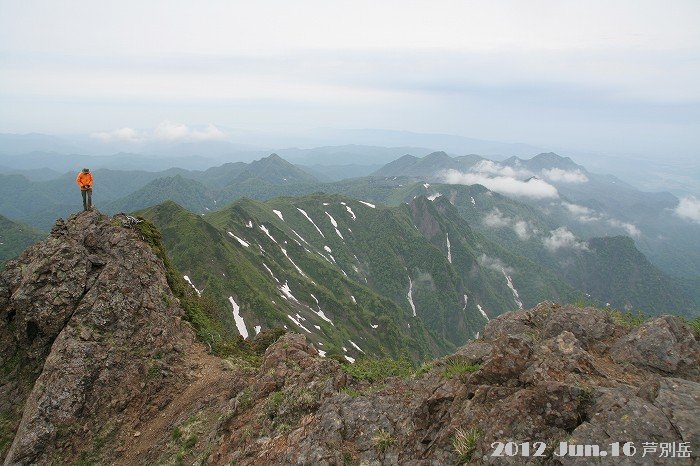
[1,211,698,465]
[0,211,207,465]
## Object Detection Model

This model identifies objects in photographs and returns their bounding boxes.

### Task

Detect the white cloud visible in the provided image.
[562,202,592,216]
[482,208,535,240]
[154,121,227,142]
[674,196,700,224]
[606,218,641,238]
[92,122,227,143]
[483,208,511,228]
[90,127,141,143]
[471,160,532,178]
[478,254,514,275]
[512,220,532,240]
[541,168,589,183]
[543,227,588,252]
[442,169,559,199]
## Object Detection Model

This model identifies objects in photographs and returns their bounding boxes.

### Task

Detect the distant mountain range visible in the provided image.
[1,150,698,319]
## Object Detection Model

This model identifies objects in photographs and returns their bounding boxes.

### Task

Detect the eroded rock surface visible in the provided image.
[209,302,699,465]
[0,211,203,465]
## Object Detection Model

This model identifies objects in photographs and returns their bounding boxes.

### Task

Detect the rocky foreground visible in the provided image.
[1,211,698,465]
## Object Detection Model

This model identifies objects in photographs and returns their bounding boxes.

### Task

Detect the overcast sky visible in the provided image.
[0,0,698,156]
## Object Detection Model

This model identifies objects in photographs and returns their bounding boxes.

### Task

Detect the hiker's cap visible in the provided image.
[82,168,89,173]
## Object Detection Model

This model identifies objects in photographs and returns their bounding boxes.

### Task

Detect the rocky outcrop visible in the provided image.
[210,302,699,465]
[0,211,206,465]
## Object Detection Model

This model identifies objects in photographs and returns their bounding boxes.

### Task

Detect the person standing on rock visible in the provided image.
[76,168,93,211]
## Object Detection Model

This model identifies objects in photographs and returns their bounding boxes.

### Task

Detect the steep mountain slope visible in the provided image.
[104,175,216,214]
[0,215,45,267]
[140,200,445,361]
[141,193,580,354]
[326,179,699,316]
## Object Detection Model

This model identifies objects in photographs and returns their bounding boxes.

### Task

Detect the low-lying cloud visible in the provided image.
[561,202,640,237]
[91,127,142,143]
[442,169,559,199]
[153,121,226,142]
[478,254,515,275]
[541,168,589,183]
[674,196,700,224]
[543,227,589,252]
[91,121,226,143]
[483,208,511,228]
[482,208,535,240]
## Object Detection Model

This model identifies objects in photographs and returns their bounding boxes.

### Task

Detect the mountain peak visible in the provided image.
[0,210,209,464]
[423,151,451,161]
[528,152,581,170]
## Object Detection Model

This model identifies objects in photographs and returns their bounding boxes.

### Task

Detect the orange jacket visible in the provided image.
[76,172,93,190]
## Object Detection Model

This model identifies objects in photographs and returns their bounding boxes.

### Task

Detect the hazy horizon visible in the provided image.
[1,0,699,160]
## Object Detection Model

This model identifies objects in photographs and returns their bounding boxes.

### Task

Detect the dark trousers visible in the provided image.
[81,189,92,211]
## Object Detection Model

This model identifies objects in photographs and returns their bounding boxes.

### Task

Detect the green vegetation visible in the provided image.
[688,316,700,334]
[443,359,480,379]
[453,427,481,463]
[131,214,264,360]
[264,387,319,435]
[371,429,395,453]
[607,308,647,328]
[0,214,45,267]
[342,357,414,383]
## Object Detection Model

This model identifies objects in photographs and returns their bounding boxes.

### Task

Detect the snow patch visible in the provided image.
[344,355,355,363]
[279,280,299,302]
[345,205,357,220]
[272,209,284,221]
[287,314,311,333]
[446,233,452,263]
[183,275,202,297]
[471,196,476,206]
[477,304,490,321]
[228,296,249,339]
[325,212,344,239]
[259,224,277,243]
[427,192,442,201]
[297,207,325,238]
[350,295,357,304]
[245,220,253,228]
[280,246,307,277]
[359,200,376,208]
[370,323,379,329]
[318,349,326,357]
[502,269,523,309]
[262,263,279,283]
[254,325,262,335]
[348,340,365,353]
[324,245,332,253]
[407,276,417,317]
[312,308,334,325]
[228,232,250,247]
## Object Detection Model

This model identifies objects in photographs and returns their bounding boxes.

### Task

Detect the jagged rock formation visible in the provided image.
[1,210,698,465]
[208,303,699,465]
[0,210,210,465]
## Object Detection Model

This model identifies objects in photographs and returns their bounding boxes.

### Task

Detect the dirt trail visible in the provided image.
[114,346,234,466]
